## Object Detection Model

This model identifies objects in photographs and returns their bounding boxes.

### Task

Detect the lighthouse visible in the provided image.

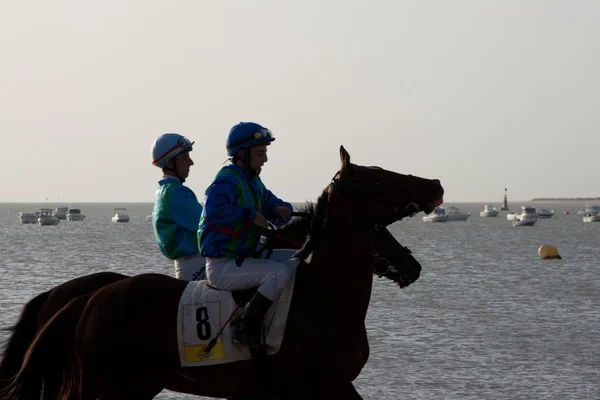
[500,188,509,211]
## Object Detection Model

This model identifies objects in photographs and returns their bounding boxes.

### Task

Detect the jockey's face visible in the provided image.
[172,151,194,181]
[248,145,268,174]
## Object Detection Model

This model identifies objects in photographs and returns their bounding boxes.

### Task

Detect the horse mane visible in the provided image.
[295,201,316,216]
[296,187,330,261]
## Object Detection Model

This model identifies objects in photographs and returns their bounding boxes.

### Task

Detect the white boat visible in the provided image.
[145,214,153,221]
[423,207,449,222]
[583,214,600,223]
[512,206,537,226]
[112,208,130,223]
[67,208,86,221]
[19,212,38,224]
[537,208,554,218]
[577,205,600,216]
[444,206,470,221]
[506,212,518,221]
[53,206,69,220]
[480,205,499,217]
[38,209,60,225]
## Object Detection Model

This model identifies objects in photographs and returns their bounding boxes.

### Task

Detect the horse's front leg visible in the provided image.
[338,382,364,399]
[281,381,363,400]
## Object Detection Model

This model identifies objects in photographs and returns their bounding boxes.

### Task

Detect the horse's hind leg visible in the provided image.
[97,378,163,400]
[98,385,163,400]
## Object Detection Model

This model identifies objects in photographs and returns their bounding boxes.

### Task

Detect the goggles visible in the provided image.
[227,128,274,150]
[251,129,273,140]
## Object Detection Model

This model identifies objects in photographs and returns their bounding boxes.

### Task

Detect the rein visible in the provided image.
[262,212,314,249]
[269,232,305,248]
[328,171,424,279]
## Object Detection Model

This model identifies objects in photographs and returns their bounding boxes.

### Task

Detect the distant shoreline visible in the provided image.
[531,198,600,201]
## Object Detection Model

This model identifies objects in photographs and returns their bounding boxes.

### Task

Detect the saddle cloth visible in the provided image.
[177,270,296,367]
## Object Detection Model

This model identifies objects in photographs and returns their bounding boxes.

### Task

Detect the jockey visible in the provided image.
[198,122,299,347]
[151,133,206,281]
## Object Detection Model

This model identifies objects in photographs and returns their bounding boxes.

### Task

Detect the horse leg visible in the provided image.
[97,380,163,399]
[339,382,364,400]
[359,324,370,362]
[280,381,363,400]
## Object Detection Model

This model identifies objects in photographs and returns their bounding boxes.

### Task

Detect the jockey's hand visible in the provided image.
[274,206,292,221]
[252,212,270,229]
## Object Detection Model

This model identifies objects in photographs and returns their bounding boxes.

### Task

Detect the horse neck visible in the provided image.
[281,220,310,246]
[303,209,375,330]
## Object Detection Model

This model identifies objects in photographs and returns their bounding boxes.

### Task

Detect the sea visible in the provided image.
[0,202,598,400]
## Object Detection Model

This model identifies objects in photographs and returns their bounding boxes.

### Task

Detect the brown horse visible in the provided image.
[0,207,419,395]
[0,272,128,389]
[1,146,443,399]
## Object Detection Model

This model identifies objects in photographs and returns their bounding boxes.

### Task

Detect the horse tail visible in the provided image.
[0,293,92,400]
[0,290,51,389]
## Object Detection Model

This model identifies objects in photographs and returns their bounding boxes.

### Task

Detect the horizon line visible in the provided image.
[2,199,598,204]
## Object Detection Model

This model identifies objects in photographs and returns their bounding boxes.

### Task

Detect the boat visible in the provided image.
[537,208,554,218]
[444,206,470,221]
[38,209,60,225]
[577,205,600,216]
[512,206,537,226]
[422,207,449,222]
[112,208,130,223]
[53,206,69,220]
[500,188,509,211]
[18,212,38,224]
[67,208,86,221]
[583,214,600,223]
[479,205,499,217]
[145,214,153,221]
[506,212,518,221]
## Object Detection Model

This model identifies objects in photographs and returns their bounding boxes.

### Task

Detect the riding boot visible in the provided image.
[232,292,273,347]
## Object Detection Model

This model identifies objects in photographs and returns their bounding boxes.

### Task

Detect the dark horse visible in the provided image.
[0,201,424,395]
[1,146,443,399]
[0,209,421,395]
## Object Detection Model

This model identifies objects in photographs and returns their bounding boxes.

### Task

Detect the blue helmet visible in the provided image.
[151,133,194,168]
[226,122,275,157]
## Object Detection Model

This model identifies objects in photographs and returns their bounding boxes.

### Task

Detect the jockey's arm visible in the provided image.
[169,186,203,232]
[203,177,257,225]
[261,185,293,222]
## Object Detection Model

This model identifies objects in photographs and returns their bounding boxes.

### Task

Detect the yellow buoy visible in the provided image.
[538,245,562,259]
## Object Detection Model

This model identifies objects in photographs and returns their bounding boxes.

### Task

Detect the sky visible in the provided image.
[1,0,599,203]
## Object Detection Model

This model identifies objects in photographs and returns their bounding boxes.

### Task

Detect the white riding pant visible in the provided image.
[205,249,299,301]
[174,254,206,281]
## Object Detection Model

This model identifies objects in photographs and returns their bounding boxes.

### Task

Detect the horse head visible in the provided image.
[291,146,443,274]
[328,145,444,228]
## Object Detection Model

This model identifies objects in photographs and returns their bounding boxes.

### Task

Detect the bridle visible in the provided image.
[329,167,424,226]
[327,167,425,278]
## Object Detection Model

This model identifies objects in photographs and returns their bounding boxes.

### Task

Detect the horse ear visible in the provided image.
[339,145,350,169]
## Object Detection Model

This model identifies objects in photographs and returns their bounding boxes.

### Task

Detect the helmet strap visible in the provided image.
[240,148,258,177]
[163,157,186,183]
